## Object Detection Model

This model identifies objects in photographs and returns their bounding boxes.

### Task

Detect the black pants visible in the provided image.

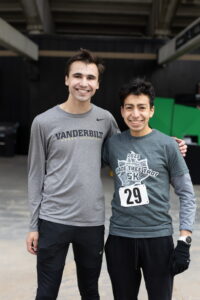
[105,234,174,300]
[36,220,104,300]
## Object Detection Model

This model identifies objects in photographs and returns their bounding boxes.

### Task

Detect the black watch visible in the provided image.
[178,236,192,245]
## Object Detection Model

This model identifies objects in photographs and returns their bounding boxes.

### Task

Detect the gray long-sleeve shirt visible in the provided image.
[103,129,196,238]
[28,104,119,231]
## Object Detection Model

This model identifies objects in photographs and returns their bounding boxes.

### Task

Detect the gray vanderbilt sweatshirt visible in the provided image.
[28,104,119,231]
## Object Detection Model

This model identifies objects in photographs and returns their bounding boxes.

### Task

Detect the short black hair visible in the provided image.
[119,77,155,107]
[65,48,105,81]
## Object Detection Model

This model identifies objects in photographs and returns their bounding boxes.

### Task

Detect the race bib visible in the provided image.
[119,184,149,207]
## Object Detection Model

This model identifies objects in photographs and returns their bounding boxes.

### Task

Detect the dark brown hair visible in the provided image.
[65,48,105,81]
[119,77,155,107]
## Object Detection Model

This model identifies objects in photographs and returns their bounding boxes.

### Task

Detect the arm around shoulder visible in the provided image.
[173,137,187,157]
[107,111,120,137]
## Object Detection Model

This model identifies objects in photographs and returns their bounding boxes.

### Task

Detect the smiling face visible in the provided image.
[121,94,154,137]
[65,61,99,103]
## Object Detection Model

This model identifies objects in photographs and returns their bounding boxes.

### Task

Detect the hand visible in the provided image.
[171,241,190,276]
[173,137,187,157]
[26,231,39,255]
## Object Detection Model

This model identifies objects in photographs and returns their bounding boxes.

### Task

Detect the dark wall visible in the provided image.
[0,35,200,154]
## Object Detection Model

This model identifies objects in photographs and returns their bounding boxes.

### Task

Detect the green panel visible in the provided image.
[149,97,174,135]
[172,104,200,145]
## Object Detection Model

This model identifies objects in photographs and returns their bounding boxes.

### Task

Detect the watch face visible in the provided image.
[186,236,192,244]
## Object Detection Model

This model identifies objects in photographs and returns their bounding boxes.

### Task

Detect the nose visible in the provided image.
[131,109,140,118]
[79,77,88,87]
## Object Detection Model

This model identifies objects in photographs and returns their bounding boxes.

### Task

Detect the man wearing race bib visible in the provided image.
[103,78,196,300]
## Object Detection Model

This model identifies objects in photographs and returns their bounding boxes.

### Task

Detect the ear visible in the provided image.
[96,81,99,90]
[150,106,155,118]
[65,76,69,86]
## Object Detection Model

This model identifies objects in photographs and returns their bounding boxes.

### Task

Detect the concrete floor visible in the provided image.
[0,155,199,300]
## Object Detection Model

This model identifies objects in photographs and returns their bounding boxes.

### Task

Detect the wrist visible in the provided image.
[178,236,192,245]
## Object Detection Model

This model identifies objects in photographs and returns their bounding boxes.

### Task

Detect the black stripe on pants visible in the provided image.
[105,234,174,300]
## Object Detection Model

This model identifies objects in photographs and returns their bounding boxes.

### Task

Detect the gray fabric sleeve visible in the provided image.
[171,173,196,232]
[106,111,120,138]
[101,112,119,167]
[27,118,46,231]
[102,140,109,167]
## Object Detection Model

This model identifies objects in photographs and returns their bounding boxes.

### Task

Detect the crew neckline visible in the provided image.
[56,104,94,118]
[126,128,156,139]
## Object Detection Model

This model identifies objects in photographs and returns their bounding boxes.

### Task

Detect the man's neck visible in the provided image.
[60,98,92,114]
[130,127,152,137]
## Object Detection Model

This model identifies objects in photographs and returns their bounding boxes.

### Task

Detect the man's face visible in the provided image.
[121,94,154,136]
[65,61,99,102]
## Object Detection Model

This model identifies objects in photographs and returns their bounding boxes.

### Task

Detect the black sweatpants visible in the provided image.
[105,234,174,300]
[36,219,104,300]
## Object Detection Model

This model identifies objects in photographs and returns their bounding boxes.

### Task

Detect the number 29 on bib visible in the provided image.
[119,184,149,207]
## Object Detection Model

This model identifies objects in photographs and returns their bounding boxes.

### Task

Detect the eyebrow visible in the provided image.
[72,72,97,78]
[124,103,148,106]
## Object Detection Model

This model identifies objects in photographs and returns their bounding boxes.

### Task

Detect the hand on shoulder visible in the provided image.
[173,137,187,157]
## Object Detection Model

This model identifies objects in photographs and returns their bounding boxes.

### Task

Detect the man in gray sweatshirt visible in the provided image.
[26,49,187,300]
[103,78,196,300]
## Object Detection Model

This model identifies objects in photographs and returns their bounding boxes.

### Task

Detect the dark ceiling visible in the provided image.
[0,0,200,38]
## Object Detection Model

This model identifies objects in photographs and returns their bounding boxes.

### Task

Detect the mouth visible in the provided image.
[128,120,143,126]
[76,88,90,94]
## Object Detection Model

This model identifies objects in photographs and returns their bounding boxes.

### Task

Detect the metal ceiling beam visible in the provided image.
[55,14,145,26]
[0,17,38,60]
[54,0,151,3]
[158,17,200,65]
[177,7,200,17]
[20,0,54,34]
[155,0,181,36]
[0,3,21,12]
[148,0,181,37]
[51,2,150,15]
[147,0,160,36]
[0,0,199,38]
[55,24,144,36]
